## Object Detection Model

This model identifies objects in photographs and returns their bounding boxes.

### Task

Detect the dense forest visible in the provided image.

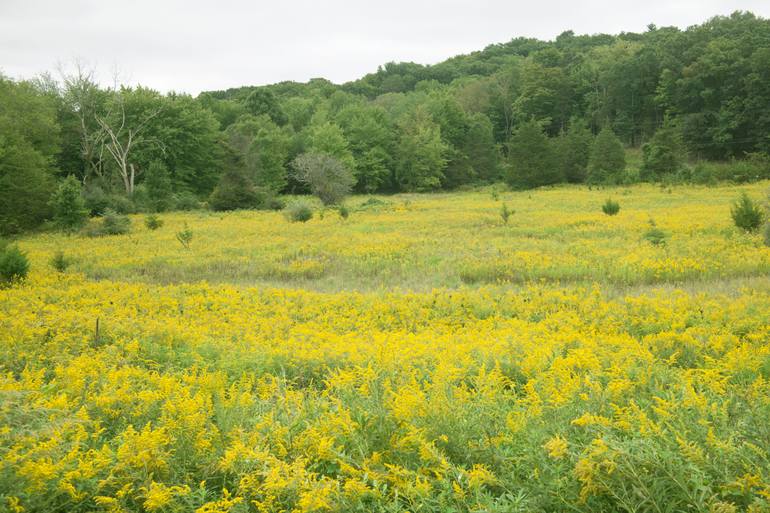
[2,11,770,234]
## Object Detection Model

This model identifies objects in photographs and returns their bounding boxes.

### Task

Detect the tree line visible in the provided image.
[2,11,770,234]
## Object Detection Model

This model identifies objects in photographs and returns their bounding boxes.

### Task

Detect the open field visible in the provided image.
[2,182,770,512]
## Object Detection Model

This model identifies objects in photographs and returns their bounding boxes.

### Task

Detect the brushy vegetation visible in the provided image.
[0,242,29,285]
[2,184,770,513]
[285,201,314,223]
[84,209,131,237]
[601,198,620,216]
[49,250,70,272]
[731,192,764,232]
[144,214,164,231]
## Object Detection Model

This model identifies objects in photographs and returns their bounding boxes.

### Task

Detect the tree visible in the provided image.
[641,118,685,181]
[587,127,626,183]
[244,89,287,126]
[96,87,164,194]
[0,77,58,234]
[308,122,356,172]
[557,121,593,183]
[394,108,448,192]
[144,160,173,212]
[506,120,561,188]
[291,152,355,205]
[209,149,265,211]
[51,175,88,231]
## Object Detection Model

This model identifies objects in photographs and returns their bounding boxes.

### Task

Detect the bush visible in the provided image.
[0,243,29,285]
[176,223,193,249]
[51,176,89,232]
[50,250,70,272]
[285,201,313,223]
[209,168,268,211]
[731,192,764,232]
[500,203,513,224]
[266,196,286,211]
[291,152,355,206]
[602,198,620,216]
[85,209,131,237]
[643,220,667,246]
[145,215,164,230]
[339,205,350,220]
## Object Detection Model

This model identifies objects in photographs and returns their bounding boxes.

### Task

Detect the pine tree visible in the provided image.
[558,122,593,183]
[506,120,561,188]
[641,118,685,181]
[587,127,626,184]
[51,175,88,232]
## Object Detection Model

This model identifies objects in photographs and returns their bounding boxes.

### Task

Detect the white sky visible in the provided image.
[2,0,769,95]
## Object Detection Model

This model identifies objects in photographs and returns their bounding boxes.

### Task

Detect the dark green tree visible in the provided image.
[144,160,174,212]
[506,120,561,188]
[587,127,626,183]
[51,175,88,231]
[641,118,685,181]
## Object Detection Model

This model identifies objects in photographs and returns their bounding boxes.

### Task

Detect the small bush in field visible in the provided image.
[50,250,70,272]
[285,202,313,223]
[602,198,620,216]
[731,192,763,232]
[176,223,193,249]
[339,205,350,220]
[500,203,513,224]
[0,243,29,286]
[85,209,131,237]
[763,222,770,247]
[145,215,164,231]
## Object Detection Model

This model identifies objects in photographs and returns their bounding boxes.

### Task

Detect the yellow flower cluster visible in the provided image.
[1,183,769,512]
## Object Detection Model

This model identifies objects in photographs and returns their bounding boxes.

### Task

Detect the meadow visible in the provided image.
[2,182,770,513]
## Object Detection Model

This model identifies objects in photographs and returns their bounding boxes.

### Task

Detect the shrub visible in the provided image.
[85,209,131,237]
[50,250,70,272]
[602,198,620,216]
[176,223,193,249]
[51,176,89,232]
[644,221,667,246]
[0,243,29,285]
[209,168,268,211]
[266,196,286,211]
[82,185,110,216]
[339,205,350,220]
[500,203,513,224]
[291,152,355,206]
[285,201,313,223]
[731,192,763,232]
[145,215,164,230]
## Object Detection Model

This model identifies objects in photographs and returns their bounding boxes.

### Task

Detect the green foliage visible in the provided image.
[641,118,685,181]
[395,107,448,192]
[173,191,201,211]
[338,204,350,220]
[291,152,355,206]
[308,122,356,173]
[144,160,173,212]
[0,77,58,234]
[176,223,193,249]
[558,121,593,183]
[85,209,131,237]
[644,220,668,246]
[763,222,770,247]
[0,243,29,285]
[500,203,513,224]
[588,127,626,184]
[285,201,313,223]
[50,250,70,272]
[731,192,764,232]
[51,175,88,232]
[209,160,268,211]
[506,120,561,188]
[602,198,620,216]
[145,214,164,230]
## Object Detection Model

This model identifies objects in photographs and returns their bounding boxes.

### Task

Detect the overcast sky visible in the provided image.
[2,0,769,95]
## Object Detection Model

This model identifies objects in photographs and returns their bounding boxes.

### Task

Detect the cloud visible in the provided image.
[1,0,768,94]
